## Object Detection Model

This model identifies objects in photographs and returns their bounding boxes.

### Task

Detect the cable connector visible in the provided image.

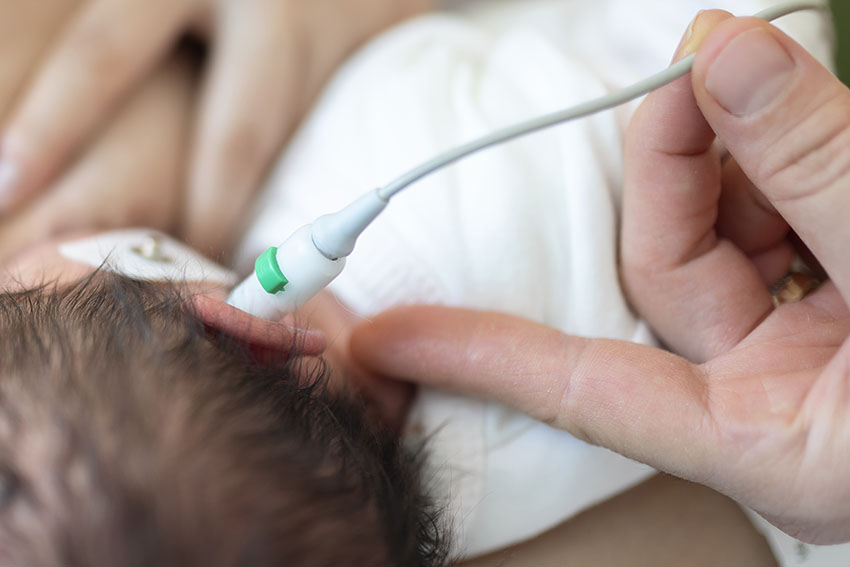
[311,189,388,260]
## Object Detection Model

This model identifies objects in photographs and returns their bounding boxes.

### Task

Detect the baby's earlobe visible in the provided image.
[189,294,325,360]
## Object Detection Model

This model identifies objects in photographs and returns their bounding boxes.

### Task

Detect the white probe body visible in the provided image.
[226,190,387,318]
[226,225,346,320]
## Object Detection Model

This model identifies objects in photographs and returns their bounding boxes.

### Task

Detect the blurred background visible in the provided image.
[832,0,849,83]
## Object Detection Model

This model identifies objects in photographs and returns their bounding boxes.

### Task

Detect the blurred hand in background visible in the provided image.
[0,0,433,261]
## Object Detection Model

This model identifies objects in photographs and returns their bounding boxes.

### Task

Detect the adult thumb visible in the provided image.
[691,16,850,302]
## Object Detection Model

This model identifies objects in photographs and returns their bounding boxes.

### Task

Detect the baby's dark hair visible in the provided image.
[0,272,448,566]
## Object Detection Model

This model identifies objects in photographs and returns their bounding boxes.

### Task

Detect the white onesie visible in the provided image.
[234,0,839,563]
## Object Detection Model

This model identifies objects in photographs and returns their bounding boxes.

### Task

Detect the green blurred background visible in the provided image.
[832,0,849,83]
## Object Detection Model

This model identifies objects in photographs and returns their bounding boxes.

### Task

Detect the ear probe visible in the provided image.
[226,190,388,318]
[227,0,823,320]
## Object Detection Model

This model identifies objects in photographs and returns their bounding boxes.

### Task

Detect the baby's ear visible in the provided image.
[189,294,325,360]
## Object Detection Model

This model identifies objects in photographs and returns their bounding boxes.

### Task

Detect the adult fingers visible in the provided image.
[0,55,196,263]
[622,10,773,362]
[717,157,793,285]
[350,306,720,482]
[183,0,305,258]
[0,0,191,213]
[691,16,850,305]
[0,0,80,125]
[717,157,788,255]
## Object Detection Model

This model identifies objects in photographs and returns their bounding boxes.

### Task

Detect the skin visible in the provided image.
[0,241,778,567]
[0,0,436,259]
[0,4,790,563]
[0,60,776,556]
[350,10,850,547]
[0,0,196,263]
[0,237,407,422]
[5,2,828,562]
[0,0,416,427]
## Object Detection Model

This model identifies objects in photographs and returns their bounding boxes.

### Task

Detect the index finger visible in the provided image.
[350,306,719,483]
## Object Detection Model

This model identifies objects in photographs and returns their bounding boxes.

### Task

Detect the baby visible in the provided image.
[0,258,449,565]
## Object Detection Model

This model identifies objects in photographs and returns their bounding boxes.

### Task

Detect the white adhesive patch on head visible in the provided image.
[59,229,238,287]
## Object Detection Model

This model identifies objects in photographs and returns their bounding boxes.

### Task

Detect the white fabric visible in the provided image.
[234,0,839,562]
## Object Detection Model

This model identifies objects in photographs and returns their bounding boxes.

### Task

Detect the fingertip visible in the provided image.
[691,17,764,77]
[672,9,734,63]
[691,17,799,118]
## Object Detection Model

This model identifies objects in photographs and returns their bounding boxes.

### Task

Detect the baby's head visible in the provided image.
[0,271,448,566]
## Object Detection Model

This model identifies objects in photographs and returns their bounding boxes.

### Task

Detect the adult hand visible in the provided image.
[0,0,80,124]
[0,0,193,259]
[350,11,850,545]
[0,52,196,259]
[0,0,433,258]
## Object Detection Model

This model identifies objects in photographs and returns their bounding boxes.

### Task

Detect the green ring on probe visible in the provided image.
[255,246,289,294]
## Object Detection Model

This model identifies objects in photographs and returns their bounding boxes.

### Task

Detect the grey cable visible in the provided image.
[377,0,825,200]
